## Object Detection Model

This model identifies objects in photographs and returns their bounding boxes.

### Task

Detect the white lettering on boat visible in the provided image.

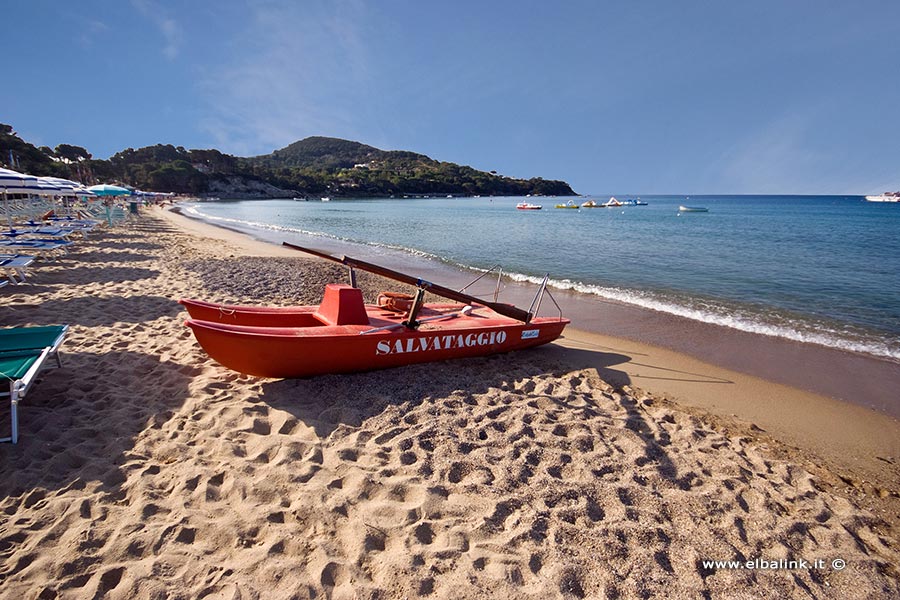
[375,330,508,355]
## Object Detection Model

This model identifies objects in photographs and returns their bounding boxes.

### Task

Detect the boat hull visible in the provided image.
[185,314,569,378]
[179,298,323,327]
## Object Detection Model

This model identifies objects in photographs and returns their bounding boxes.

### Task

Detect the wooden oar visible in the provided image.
[282,242,533,323]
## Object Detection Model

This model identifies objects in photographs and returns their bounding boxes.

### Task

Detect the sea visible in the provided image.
[181,195,900,363]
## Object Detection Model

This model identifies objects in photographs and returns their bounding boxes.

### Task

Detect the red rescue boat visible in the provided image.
[181,244,570,378]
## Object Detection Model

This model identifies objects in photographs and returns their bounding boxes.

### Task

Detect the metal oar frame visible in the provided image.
[283,242,564,328]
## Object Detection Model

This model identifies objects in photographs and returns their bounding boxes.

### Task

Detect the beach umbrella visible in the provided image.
[87,184,132,196]
[87,184,132,225]
[40,177,84,218]
[0,168,43,227]
[33,178,64,196]
[41,176,82,193]
[0,167,37,194]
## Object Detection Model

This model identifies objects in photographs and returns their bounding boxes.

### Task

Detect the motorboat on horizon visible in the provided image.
[865,193,899,202]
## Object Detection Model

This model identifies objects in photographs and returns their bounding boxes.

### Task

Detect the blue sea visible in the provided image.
[181,195,900,362]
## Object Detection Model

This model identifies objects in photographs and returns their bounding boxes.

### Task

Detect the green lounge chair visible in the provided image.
[0,325,68,443]
[0,325,68,367]
[1,348,52,443]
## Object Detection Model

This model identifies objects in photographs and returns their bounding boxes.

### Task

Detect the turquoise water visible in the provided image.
[182,195,900,361]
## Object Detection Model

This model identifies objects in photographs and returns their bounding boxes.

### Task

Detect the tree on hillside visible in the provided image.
[55,144,92,162]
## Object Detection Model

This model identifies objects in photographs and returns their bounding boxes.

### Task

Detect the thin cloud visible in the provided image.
[196,0,375,155]
[713,105,900,195]
[76,19,109,48]
[132,0,183,60]
[714,110,828,194]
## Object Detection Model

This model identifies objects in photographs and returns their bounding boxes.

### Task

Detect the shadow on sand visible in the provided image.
[0,350,197,500]
[257,345,636,439]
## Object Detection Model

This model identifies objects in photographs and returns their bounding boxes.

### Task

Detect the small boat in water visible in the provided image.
[554,200,579,209]
[678,205,708,213]
[601,197,623,208]
[865,193,899,203]
[581,199,598,208]
[516,202,542,210]
[321,197,331,202]
[181,245,569,378]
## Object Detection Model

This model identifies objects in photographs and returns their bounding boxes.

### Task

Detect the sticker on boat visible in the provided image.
[521,329,540,339]
[375,331,508,356]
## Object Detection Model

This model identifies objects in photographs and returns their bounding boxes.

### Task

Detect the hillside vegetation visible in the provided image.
[1,125,576,198]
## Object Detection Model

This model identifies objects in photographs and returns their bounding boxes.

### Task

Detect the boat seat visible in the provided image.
[314,284,370,326]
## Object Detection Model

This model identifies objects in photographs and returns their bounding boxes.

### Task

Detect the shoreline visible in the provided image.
[160,206,900,495]
[167,204,900,415]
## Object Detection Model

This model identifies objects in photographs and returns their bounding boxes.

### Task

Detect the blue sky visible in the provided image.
[3,1,898,195]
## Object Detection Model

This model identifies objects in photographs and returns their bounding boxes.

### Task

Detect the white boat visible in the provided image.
[678,205,708,213]
[865,193,899,203]
[321,197,331,202]
[516,202,542,210]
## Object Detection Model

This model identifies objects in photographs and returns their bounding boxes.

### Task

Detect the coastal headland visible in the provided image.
[0,207,897,598]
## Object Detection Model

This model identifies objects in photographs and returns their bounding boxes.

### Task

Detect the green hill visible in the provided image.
[1,124,577,198]
[254,136,391,170]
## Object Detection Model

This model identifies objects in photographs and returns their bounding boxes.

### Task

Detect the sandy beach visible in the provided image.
[1,207,898,599]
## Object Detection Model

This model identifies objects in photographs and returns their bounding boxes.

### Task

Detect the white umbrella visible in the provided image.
[1,168,40,227]
[41,176,81,193]
[0,167,38,194]
[0,169,73,226]
[39,177,82,219]
[34,178,63,196]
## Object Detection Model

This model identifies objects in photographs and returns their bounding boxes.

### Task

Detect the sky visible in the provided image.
[2,0,899,195]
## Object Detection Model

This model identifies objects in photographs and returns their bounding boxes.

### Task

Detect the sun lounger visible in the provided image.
[0,325,69,366]
[3,226,71,238]
[46,218,99,238]
[0,239,68,256]
[0,254,36,284]
[0,348,53,443]
[0,325,69,444]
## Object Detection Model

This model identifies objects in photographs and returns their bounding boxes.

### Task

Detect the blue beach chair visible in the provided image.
[0,254,36,284]
[0,239,68,257]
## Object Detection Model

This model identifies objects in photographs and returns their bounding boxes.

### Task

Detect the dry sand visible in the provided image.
[1,208,898,599]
